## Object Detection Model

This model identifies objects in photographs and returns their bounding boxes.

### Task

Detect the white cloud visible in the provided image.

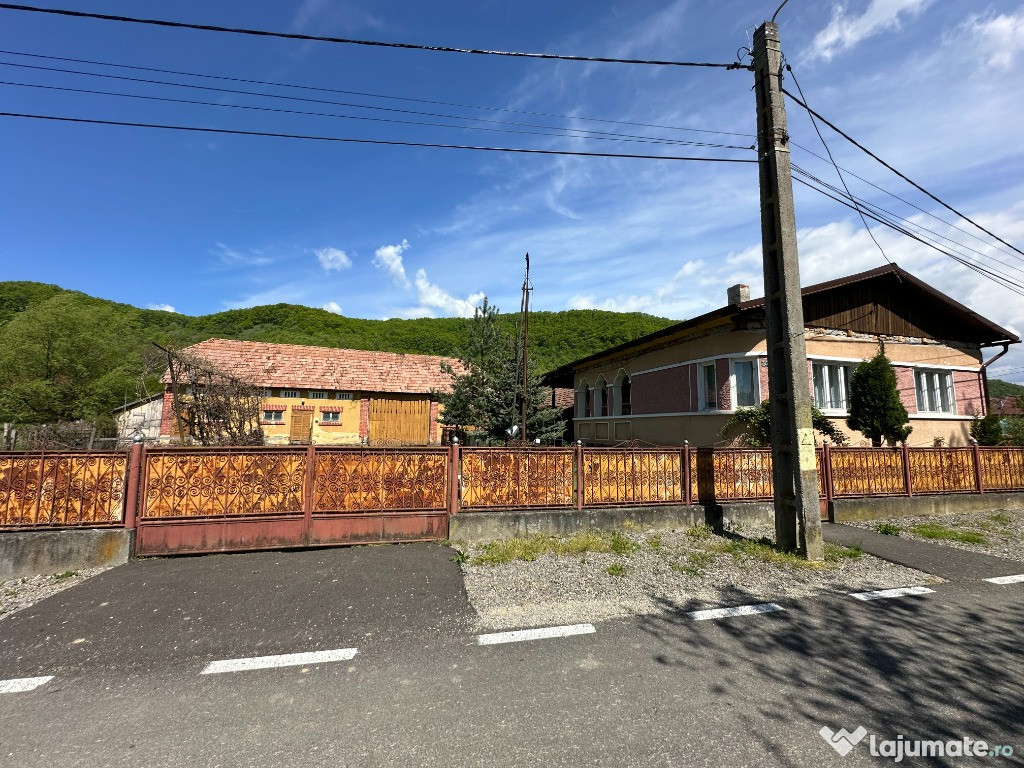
[372,239,412,288]
[567,260,710,316]
[146,303,176,312]
[413,269,486,318]
[315,246,352,272]
[806,0,933,62]
[213,242,271,267]
[322,301,343,314]
[963,12,1024,70]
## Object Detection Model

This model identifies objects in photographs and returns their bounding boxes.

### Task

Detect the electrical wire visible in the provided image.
[791,140,1024,265]
[0,48,757,139]
[792,163,1024,279]
[0,4,744,69]
[0,79,746,150]
[793,175,1024,296]
[0,110,760,162]
[782,86,1024,261]
[784,62,896,274]
[0,60,754,151]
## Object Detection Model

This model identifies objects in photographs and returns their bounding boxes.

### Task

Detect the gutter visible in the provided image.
[980,341,1012,416]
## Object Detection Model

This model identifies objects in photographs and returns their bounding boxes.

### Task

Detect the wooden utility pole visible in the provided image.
[520,252,532,441]
[752,20,824,560]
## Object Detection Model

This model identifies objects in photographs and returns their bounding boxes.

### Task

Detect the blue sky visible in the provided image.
[1,1,1023,381]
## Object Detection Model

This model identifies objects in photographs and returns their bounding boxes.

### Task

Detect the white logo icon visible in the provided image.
[820,726,868,756]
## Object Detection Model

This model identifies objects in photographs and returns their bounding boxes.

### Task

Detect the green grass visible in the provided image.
[470,530,639,566]
[687,551,715,569]
[605,563,627,577]
[686,523,714,541]
[50,570,78,581]
[991,512,1012,525]
[670,562,702,577]
[710,537,835,569]
[911,523,987,545]
[824,542,863,562]
[875,523,902,536]
[647,534,663,551]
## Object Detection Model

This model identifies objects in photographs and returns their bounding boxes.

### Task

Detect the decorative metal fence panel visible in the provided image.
[978,448,1024,491]
[0,451,128,527]
[313,449,448,512]
[692,449,773,501]
[141,448,307,518]
[582,449,684,506]
[461,448,574,509]
[907,448,976,494]
[829,448,906,497]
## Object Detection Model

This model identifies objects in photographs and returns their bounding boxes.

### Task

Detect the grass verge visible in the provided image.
[471,530,640,566]
[911,522,987,545]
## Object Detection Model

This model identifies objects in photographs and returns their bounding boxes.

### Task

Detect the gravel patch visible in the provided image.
[848,508,1024,562]
[0,567,110,620]
[457,525,941,631]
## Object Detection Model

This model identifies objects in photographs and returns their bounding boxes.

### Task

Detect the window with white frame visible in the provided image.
[320,411,340,423]
[262,409,284,422]
[732,359,759,408]
[259,388,274,398]
[308,390,327,399]
[335,392,354,400]
[699,362,717,411]
[812,363,851,411]
[915,369,955,414]
[280,389,301,398]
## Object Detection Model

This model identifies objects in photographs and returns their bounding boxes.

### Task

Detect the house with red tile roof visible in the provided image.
[159,339,464,445]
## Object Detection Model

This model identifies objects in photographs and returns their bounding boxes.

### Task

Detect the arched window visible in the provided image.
[576,379,589,419]
[595,377,609,418]
[612,369,632,416]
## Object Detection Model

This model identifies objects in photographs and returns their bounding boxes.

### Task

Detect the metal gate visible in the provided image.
[134,446,453,556]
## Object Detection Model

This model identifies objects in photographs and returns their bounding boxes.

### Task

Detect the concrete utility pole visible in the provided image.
[752,21,824,560]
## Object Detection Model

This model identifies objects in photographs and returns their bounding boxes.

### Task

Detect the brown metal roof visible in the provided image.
[545,263,1019,385]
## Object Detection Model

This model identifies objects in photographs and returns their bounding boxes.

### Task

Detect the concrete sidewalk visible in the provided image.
[823,522,1024,581]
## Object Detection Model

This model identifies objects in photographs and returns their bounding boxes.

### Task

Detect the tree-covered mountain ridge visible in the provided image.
[0,280,674,385]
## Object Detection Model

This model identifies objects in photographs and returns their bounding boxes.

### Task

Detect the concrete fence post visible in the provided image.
[123,437,144,530]
[901,442,913,497]
[970,439,984,494]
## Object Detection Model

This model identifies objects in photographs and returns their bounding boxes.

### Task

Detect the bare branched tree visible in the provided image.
[157,344,265,446]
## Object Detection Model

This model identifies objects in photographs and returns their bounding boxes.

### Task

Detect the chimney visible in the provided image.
[727,284,750,306]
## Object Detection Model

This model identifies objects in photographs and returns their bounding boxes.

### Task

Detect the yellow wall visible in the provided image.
[260,390,362,446]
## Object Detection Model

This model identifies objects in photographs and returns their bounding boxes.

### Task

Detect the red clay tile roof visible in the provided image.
[163,339,465,394]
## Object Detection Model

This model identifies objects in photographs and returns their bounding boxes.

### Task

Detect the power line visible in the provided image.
[794,174,1024,296]
[0,4,744,69]
[784,62,896,274]
[0,110,760,162]
[790,140,1024,265]
[792,164,1024,279]
[0,60,753,151]
[0,48,757,139]
[1,79,748,150]
[782,86,1024,261]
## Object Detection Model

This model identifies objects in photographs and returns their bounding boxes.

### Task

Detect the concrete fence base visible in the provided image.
[0,529,133,580]
[829,492,1024,523]
[449,502,776,546]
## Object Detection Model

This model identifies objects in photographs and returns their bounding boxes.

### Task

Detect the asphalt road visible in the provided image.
[1,543,1022,767]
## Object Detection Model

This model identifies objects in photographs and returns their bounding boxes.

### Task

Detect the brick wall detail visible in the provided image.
[716,358,731,411]
[359,396,370,440]
[159,388,177,438]
[894,366,917,415]
[429,400,439,443]
[632,367,685,414]
[953,370,984,417]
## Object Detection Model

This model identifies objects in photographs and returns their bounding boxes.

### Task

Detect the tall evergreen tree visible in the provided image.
[438,299,564,444]
[846,347,912,446]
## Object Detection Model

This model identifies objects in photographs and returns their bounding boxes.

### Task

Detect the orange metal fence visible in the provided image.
[3,443,1024,530]
[0,451,128,527]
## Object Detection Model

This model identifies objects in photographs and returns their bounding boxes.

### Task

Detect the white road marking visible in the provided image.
[200,647,358,675]
[687,603,784,621]
[985,574,1024,585]
[850,586,935,601]
[477,623,596,646]
[0,676,54,693]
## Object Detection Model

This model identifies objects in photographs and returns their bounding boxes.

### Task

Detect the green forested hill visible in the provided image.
[989,379,1024,399]
[0,281,674,428]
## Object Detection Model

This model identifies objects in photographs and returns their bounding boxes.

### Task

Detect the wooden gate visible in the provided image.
[368,395,429,445]
[289,408,313,443]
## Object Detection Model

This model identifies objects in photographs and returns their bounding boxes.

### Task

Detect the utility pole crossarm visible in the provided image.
[752,21,824,560]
